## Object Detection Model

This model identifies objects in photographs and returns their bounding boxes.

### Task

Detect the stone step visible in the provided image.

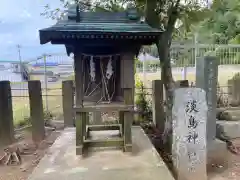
[217,121,240,139]
[84,137,124,148]
[218,110,240,121]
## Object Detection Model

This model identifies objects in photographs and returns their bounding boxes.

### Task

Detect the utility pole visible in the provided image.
[17,44,22,74]
[43,54,49,111]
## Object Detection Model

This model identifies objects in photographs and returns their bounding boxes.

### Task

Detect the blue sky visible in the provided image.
[0,0,66,61]
[0,0,213,62]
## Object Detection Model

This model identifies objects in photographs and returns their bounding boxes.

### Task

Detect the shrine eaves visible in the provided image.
[39,4,164,56]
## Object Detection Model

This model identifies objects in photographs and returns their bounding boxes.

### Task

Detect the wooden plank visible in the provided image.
[87,124,121,131]
[74,104,134,112]
[84,138,124,148]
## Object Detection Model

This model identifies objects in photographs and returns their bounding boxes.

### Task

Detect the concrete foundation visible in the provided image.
[207,139,228,168]
[217,121,240,139]
[28,126,174,180]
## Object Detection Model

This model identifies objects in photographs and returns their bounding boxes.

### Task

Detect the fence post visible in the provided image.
[28,80,45,143]
[0,81,14,146]
[152,80,164,132]
[62,80,74,127]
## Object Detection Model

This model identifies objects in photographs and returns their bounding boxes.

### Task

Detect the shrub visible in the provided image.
[15,109,54,128]
[134,75,152,124]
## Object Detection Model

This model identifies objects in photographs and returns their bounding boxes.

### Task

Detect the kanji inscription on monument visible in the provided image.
[172,88,208,180]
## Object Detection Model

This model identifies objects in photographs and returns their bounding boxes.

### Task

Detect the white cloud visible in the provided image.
[7,40,14,44]
[20,10,31,18]
[0,0,64,60]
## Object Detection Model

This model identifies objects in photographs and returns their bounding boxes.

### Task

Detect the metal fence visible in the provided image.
[1,43,239,125]
[138,44,240,87]
[5,53,73,127]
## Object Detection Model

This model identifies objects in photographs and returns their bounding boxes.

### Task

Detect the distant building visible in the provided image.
[137,53,158,61]
[0,64,5,70]
[32,62,58,67]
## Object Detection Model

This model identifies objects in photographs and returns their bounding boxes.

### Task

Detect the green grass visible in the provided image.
[138,71,234,87]
[12,83,63,127]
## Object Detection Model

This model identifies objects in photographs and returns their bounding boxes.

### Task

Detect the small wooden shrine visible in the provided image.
[39,4,162,155]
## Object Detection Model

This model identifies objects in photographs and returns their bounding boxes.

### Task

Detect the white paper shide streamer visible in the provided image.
[106,56,113,80]
[90,56,95,82]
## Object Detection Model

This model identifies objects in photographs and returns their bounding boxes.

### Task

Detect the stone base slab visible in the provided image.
[207,139,228,168]
[28,126,174,180]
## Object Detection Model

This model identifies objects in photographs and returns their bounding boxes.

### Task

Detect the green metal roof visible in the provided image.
[47,21,161,32]
[39,5,163,45]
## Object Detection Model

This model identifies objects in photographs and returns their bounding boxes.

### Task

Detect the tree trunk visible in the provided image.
[157,36,175,145]
[144,0,179,148]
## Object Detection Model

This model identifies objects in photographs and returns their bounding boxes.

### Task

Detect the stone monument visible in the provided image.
[172,88,208,180]
[196,56,227,166]
[196,56,218,143]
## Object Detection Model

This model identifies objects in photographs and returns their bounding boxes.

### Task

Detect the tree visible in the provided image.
[41,0,209,146]
[194,0,240,44]
[141,0,210,144]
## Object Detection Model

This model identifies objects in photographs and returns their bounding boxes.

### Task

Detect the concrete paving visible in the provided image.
[28,126,174,180]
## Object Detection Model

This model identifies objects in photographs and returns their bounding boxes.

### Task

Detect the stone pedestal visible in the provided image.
[196,56,218,143]
[207,139,228,168]
[196,56,227,167]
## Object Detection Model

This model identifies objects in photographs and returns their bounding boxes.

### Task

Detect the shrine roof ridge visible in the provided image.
[67,4,142,23]
[41,22,162,32]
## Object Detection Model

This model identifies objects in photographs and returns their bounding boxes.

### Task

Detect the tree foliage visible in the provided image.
[41,0,209,145]
[196,0,240,44]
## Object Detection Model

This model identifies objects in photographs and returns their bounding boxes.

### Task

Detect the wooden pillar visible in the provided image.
[28,80,45,143]
[119,111,124,136]
[0,81,14,146]
[62,80,74,127]
[152,80,164,133]
[121,53,134,152]
[74,54,85,155]
[74,54,84,106]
